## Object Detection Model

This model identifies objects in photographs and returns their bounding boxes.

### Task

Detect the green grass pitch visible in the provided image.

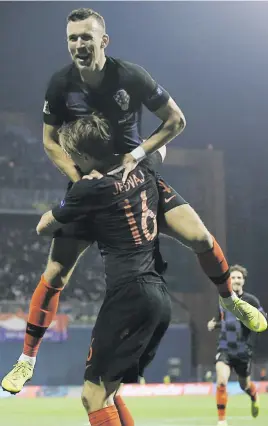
[0,394,268,426]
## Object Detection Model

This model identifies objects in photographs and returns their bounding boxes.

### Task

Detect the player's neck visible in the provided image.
[79,56,107,89]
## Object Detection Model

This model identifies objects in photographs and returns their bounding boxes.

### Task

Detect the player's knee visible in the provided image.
[44,261,70,289]
[81,381,107,413]
[178,205,213,253]
[190,227,212,254]
[217,377,227,387]
[164,205,212,252]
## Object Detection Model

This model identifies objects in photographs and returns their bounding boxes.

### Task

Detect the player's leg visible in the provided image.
[1,236,90,394]
[114,385,134,426]
[157,176,267,332]
[156,176,233,297]
[115,280,171,426]
[236,361,259,418]
[23,236,90,357]
[82,379,122,426]
[138,283,171,379]
[83,276,167,425]
[215,358,231,426]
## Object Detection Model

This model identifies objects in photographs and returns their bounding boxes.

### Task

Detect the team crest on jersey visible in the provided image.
[43,100,50,115]
[113,89,130,111]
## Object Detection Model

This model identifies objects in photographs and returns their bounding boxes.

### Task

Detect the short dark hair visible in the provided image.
[230,264,248,279]
[58,115,112,159]
[67,8,106,31]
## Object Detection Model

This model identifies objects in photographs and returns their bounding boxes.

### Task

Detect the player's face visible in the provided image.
[67,18,108,72]
[230,270,245,295]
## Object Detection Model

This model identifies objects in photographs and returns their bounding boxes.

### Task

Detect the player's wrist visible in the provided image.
[131,146,146,162]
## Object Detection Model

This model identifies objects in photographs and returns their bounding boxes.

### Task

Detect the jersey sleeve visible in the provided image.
[128,63,170,112]
[52,180,99,224]
[43,72,66,126]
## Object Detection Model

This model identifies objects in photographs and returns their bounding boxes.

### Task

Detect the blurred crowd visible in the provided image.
[0,214,106,322]
[0,126,66,189]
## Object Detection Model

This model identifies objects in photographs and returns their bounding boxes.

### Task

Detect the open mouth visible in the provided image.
[76,52,92,65]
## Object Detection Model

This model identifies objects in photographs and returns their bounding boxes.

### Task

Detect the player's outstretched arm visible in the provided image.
[43,123,82,183]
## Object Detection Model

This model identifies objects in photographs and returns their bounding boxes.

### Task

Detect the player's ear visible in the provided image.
[101,34,109,49]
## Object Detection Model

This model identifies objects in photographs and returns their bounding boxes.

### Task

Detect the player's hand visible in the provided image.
[121,153,138,184]
[207,318,217,331]
[82,170,104,180]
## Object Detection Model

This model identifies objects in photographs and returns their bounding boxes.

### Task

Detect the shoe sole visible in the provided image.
[1,378,31,395]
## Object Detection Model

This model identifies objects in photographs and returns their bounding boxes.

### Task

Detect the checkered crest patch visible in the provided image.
[113,89,130,111]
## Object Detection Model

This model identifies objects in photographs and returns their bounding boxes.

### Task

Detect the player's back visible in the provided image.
[93,171,157,243]
[52,160,160,288]
[90,163,160,287]
[52,153,164,288]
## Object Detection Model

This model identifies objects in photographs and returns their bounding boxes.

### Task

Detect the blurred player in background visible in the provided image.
[208,264,266,426]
